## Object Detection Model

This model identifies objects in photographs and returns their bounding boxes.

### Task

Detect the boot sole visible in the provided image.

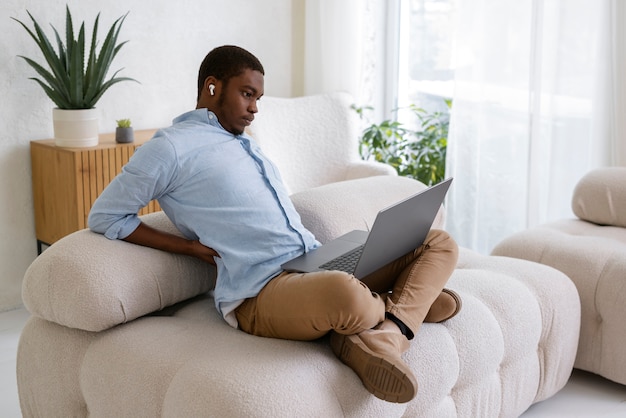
[330,332,417,403]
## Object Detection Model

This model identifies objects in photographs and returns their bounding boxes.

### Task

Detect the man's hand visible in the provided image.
[124,222,220,265]
[188,240,220,265]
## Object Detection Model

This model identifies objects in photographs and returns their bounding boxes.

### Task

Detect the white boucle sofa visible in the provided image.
[18,93,581,417]
[493,167,626,386]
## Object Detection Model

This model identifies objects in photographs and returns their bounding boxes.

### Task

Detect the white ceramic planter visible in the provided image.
[53,108,99,148]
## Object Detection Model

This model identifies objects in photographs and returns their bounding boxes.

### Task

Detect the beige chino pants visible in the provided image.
[235,229,458,341]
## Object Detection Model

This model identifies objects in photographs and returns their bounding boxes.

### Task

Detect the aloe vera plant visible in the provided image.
[13,6,137,109]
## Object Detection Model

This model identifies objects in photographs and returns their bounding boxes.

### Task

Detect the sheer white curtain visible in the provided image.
[446,0,625,254]
[303,0,363,97]
[602,0,626,165]
[302,0,389,113]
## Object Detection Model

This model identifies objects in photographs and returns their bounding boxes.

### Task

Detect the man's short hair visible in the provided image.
[197,45,265,101]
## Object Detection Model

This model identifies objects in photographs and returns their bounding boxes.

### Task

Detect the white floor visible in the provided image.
[2,307,626,417]
[1,307,30,418]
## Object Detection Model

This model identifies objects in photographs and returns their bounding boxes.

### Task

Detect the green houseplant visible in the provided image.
[13,6,137,147]
[353,99,451,186]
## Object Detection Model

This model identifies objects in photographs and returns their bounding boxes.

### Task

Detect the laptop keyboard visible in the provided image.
[319,244,365,273]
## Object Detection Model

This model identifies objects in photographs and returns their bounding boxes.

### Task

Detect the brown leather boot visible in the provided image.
[423,288,462,323]
[330,327,417,403]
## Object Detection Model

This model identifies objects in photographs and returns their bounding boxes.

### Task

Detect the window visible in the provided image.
[396,0,456,122]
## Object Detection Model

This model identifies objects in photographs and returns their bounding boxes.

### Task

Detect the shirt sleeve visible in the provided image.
[88,133,177,240]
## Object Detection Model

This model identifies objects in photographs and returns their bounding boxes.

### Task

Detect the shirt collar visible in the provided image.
[173,108,252,140]
[173,108,222,129]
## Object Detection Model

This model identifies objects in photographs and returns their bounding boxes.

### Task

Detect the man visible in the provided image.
[89,45,460,403]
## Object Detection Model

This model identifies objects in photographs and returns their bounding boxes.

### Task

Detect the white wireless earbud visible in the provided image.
[209,84,215,96]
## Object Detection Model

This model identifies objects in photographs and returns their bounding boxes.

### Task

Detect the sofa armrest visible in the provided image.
[23,212,216,332]
[344,160,398,180]
[572,167,626,228]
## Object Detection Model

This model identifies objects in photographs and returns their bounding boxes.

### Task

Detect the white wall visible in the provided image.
[0,0,296,311]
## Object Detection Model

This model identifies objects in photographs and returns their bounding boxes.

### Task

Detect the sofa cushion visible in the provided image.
[572,167,626,227]
[22,212,216,332]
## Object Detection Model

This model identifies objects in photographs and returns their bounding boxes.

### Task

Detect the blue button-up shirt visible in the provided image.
[88,109,320,325]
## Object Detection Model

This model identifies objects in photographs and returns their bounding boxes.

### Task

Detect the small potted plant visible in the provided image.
[115,119,134,143]
[13,6,137,148]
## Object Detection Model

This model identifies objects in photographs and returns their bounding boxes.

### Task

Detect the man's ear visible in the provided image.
[197,76,220,108]
[203,76,219,97]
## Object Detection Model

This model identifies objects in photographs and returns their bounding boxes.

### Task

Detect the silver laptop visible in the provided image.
[281,178,453,281]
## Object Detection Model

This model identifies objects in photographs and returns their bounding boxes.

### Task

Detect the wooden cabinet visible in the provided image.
[31,129,160,253]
